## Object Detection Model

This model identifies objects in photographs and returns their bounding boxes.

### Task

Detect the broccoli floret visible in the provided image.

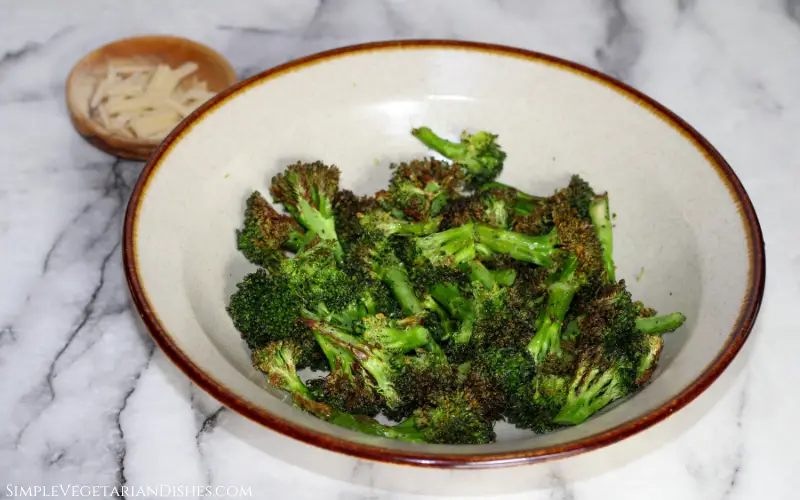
[236,191,307,270]
[297,389,494,444]
[333,189,378,250]
[506,372,570,433]
[358,314,437,354]
[383,350,460,421]
[393,390,496,444]
[347,238,424,316]
[429,283,476,347]
[470,347,536,400]
[466,347,568,430]
[307,333,384,417]
[283,241,358,312]
[635,334,664,385]
[346,215,447,317]
[228,240,391,367]
[526,253,582,363]
[227,269,325,369]
[436,187,525,231]
[578,281,667,361]
[252,340,312,397]
[378,158,464,220]
[411,126,507,187]
[302,318,419,409]
[549,280,669,425]
[254,337,421,444]
[552,351,636,425]
[270,161,342,255]
[303,316,463,422]
[438,194,483,230]
[556,175,596,221]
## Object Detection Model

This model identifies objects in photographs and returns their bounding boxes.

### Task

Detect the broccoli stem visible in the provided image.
[411,126,468,162]
[490,268,517,287]
[589,194,614,282]
[365,325,432,353]
[313,331,355,373]
[294,198,342,255]
[451,244,477,264]
[293,394,426,443]
[526,254,579,363]
[635,312,686,334]
[429,283,476,344]
[475,225,561,267]
[284,231,307,253]
[475,242,494,259]
[463,260,496,290]
[396,218,441,236]
[480,181,545,215]
[417,223,474,255]
[373,216,440,237]
[380,266,424,315]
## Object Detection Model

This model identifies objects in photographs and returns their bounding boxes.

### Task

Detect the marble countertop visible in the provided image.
[2,0,798,498]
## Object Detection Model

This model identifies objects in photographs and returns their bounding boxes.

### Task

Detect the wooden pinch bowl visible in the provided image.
[66,35,237,160]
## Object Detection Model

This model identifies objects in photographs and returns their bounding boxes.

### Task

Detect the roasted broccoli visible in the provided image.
[411,127,507,187]
[378,158,464,220]
[227,126,687,444]
[236,191,307,270]
[270,161,343,256]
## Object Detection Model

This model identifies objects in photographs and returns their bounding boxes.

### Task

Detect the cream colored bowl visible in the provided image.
[123,41,764,468]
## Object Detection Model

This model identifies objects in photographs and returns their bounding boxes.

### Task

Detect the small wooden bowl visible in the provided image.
[66,35,237,160]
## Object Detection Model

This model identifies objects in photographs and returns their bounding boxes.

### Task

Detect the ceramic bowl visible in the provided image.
[66,35,237,160]
[123,41,764,468]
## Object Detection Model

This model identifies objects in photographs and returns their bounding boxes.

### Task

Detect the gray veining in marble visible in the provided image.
[1,1,798,499]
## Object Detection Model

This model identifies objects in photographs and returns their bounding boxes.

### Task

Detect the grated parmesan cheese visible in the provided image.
[88,60,215,141]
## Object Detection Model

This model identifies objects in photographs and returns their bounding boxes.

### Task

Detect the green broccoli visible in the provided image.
[589,194,615,282]
[411,126,507,187]
[635,312,687,334]
[526,254,582,363]
[228,269,325,369]
[391,390,496,444]
[302,318,439,409]
[307,332,384,417]
[231,128,688,444]
[270,161,342,255]
[236,191,307,270]
[379,158,464,220]
[553,351,636,425]
[252,340,312,397]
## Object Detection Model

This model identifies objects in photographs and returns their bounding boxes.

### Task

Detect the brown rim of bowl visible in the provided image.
[122,40,765,469]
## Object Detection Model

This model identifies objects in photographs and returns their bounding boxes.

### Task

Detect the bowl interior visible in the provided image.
[127,43,757,464]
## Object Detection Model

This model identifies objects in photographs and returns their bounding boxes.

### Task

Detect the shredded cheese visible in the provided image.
[88,59,215,141]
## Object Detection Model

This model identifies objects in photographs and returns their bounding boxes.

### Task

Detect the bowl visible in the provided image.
[123,40,764,467]
[66,35,237,160]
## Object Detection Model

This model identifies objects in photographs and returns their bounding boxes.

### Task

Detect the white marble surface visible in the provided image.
[1,0,799,498]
